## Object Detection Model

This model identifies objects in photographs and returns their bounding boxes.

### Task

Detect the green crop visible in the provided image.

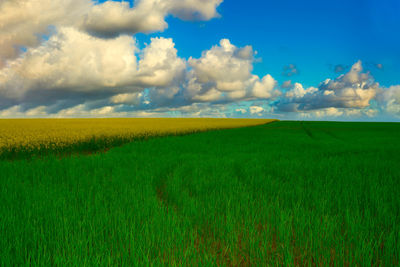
[1,121,399,266]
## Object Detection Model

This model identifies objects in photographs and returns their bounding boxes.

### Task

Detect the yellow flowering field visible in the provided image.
[0,118,276,156]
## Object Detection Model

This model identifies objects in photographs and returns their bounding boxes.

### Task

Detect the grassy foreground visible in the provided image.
[1,121,399,266]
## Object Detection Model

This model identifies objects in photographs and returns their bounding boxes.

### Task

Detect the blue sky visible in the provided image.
[0,0,399,120]
[139,0,400,87]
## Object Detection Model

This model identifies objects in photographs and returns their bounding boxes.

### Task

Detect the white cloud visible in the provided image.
[184,39,280,103]
[285,83,317,98]
[136,37,186,87]
[51,103,132,118]
[249,106,264,115]
[0,0,92,66]
[0,27,138,98]
[1,31,280,116]
[81,0,168,38]
[298,107,380,119]
[81,0,223,38]
[0,28,184,110]
[0,105,50,118]
[314,107,343,117]
[110,92,143,105]
[277,61,378,112]
[252,74,279,99]
[235,108,247,114]
[53,102,229,118]
[378,85,400,116]
[188,39,253,91]
[0,0,222,66]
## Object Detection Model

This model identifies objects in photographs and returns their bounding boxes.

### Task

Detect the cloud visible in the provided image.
[299,107,343,118]
[0,28,185,110]
[184,39,280,103]
[52,104,128,118]
[0,0,92,67]
[282,64,299,77]
[333,64,348,73]
[188,39,254,92]
[249,106,264,115]
[284,83,318,99]
[110,92,144,105]
[81,0,223,38]
[0,104,66,118]
[375,63,384,70]
[277,61,378,112]
[298,107,379,119]
[378,85,400,116]
[235,108,247,114]
[0,0,223,66]
[136,37,186,87]
[0,32,282,117]
[0,27,137,108]
[252,75,278,99]
[281,80,292,89]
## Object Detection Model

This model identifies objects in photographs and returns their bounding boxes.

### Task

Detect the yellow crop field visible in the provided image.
[0,118,276,154]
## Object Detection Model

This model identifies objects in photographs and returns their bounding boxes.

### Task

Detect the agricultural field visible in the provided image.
[0,120,399,266]
[0,118,273,159]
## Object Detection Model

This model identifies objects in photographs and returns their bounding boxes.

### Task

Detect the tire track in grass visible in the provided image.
[154,167,181,214]
[154,166,238,266]
[318,128,346,142]
[300,121,316,140]
[233,162,307,266]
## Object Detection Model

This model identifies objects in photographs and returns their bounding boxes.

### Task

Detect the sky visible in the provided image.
[0,0,399,121]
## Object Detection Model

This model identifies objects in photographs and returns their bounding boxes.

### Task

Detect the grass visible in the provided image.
[0,118,273,160]
[1,121,399,266]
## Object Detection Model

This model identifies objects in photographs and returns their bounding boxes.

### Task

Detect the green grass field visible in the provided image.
[1,121,399,266]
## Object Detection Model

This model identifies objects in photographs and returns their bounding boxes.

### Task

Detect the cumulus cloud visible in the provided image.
[0,27,138,108]
[0,0,222,66]
[188,39,253,91]
[136,37,186,87]
[252,75,278,99]
[249,106,264,115]
[0,28,185,110]
[0,0,92,67]
[1,32,281,117]
[184,39,280,103]
[81,0,223,38]
[378,85,400,116]
[277,61,378,112]
[284,83,318,99]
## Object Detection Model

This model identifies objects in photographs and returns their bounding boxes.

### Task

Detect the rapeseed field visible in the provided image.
[0,118,274,159]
